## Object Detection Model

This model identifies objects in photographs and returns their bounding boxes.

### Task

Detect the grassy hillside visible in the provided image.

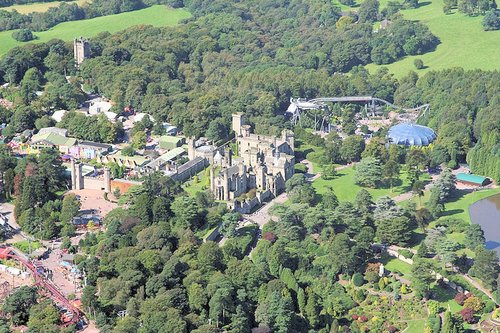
[0,5,191,56]
[365,0,500,77]
[2,0,90,14]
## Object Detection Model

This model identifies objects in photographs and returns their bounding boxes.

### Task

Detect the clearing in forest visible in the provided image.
[0,5,191,56]
[1,0,90,14]
[365,0,500,76]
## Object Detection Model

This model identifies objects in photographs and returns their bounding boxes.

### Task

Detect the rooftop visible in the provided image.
[177,156,205,174]
[456,173,489,185]
[78,141,112,150]
[387,123,436,147]
[159,135,183,144]
[159,147,185,162]
[31,132,76,147]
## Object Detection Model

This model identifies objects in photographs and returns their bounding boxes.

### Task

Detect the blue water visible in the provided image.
[469,193,500,256]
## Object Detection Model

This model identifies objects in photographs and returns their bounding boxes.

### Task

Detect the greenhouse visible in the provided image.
[387,123,436,147]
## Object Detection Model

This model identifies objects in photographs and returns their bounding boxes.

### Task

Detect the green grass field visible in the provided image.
[12,240,42,253]
[406,187,500,224]
[365,0,500,77]
[183,168,210,196]
[406,319,426,333]
[440,188,500,223]
[312,165,431,202]
[0,5,191,57]
[383,257,413,277]
[2,0,89,14]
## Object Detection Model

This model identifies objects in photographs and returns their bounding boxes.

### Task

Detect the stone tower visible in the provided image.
[70,159,77,189]
[74,37,90,67]
[187,137,196,160]
[70,159,84,190]
[223,146,232,167]
[103,167,111,193]
[232,113,244,137]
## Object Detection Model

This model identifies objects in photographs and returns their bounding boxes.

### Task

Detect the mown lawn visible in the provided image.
[405,319,426,333]
[440,188,500,224]
[2,0,89,14]
[406,187,500,224]
[183,168,210,196]
[365,0,500,77]
[431,284,463,312]
[382,256,413,277]
[312,165,430,202]
[0,5,191,57]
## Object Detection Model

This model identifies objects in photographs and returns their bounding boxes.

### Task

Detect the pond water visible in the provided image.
[469,193,500,256]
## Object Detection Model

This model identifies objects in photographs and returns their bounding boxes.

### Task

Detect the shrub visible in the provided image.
[387,325,397,333]
[262,232,277,243]
[463,296,483,312]
[483,300,495,314]
[400,284,409,294]
[459,308,476,323]
[352,273,365,287]
[379,278,386,290]
[427,314,441,333]
[414,58,424,69]
[294,163,307,174]
[121,145,135,156]
[454,292,469,306]
[354,289,366,303]
[483,10,500,31]
[447,159,458,169]
[427,300,443,315]
[365,262,381,283]
[435,218,468,233]
[398,249,414,259]
[12,29,34,42]
[306,151,329,165]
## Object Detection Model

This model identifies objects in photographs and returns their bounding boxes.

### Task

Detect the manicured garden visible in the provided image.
[183,168,210,196]
[0,5,191,56]
[382,257,413,277]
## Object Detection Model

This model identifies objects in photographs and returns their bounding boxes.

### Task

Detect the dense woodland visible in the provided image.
[0,0,497,179]
[0,0,499,332]
[0,0,171,32]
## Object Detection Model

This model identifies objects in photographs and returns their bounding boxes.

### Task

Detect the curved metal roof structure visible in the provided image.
[387,123,436,146]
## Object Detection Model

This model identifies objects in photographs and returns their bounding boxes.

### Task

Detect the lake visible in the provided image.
[469,193,500,256]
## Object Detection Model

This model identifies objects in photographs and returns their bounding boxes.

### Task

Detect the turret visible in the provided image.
[232,113,244,137]
[187,137,196,160]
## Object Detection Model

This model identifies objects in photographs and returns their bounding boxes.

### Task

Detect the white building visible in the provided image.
[51,110,67,123]
[89,100,112,115]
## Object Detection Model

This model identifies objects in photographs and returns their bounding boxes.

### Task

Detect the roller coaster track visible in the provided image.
[0,246,81,328]
[287,96,430,130]
[308,96,430,113]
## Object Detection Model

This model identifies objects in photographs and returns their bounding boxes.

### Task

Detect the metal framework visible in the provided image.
[286,96,430,131]
[0,246,82,328]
